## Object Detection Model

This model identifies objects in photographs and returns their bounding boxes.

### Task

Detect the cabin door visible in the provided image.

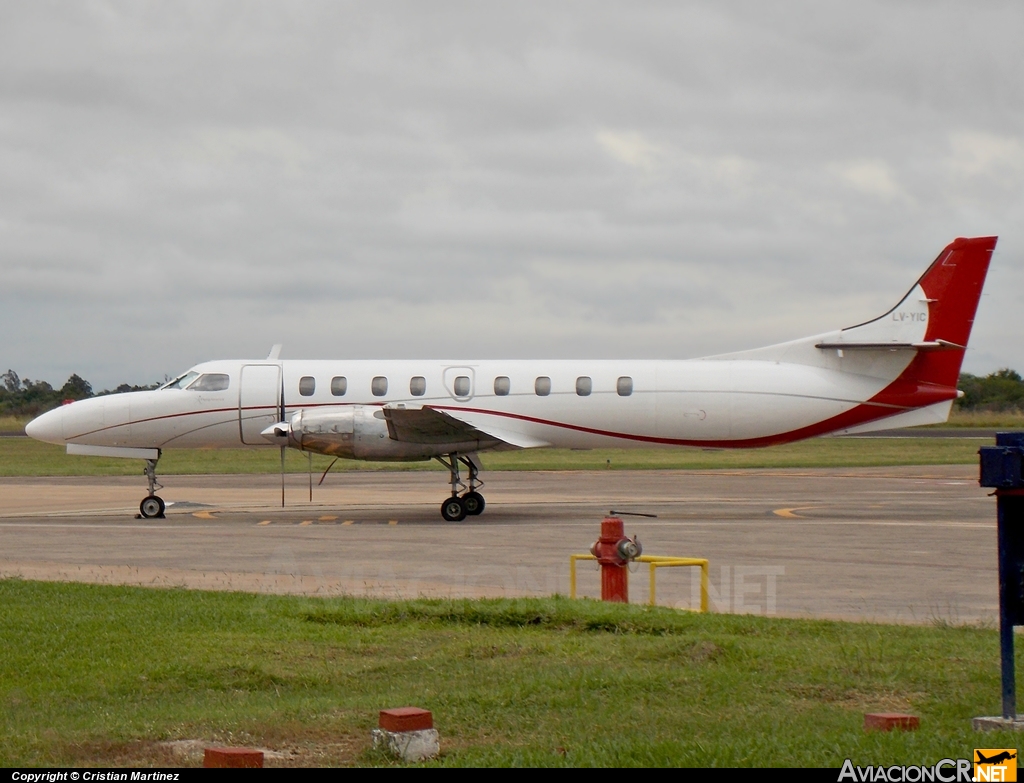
[239,364,282,445]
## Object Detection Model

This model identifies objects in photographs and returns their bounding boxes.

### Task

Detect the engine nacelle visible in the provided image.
[287,406,435,461]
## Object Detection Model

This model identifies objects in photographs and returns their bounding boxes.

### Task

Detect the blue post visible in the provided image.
[980,433,1024,720]
[997,493,1017,718]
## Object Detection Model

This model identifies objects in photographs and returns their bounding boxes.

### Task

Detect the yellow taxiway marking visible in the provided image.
[299,520,313,526]
[772,506,820,519]
[388,519,398,526]
[258,520,272,526]
[342,520,354,526]
[192,511,217,520]
[318,515,338,522]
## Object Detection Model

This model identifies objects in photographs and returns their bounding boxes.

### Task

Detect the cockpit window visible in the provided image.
[161,371,199,390]
[187,373,230,392]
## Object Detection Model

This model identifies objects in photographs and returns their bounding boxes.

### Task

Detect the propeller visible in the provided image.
[279,369,286,508]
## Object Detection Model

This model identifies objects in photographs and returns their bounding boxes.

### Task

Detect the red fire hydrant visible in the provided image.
[590,516,642,603]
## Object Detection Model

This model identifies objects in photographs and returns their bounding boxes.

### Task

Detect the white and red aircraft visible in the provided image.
[26,236,996,521]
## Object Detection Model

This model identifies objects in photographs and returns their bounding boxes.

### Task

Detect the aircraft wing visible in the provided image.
[381,405,549,450]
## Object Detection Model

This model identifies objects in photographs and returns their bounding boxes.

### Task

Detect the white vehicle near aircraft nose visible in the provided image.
[26,236,997,521]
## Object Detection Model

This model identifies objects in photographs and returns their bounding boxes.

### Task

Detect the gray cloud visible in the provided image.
[1,1,1022,388]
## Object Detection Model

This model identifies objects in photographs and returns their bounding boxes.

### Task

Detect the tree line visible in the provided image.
[956,369,1024,412]
[3,367,1024,419]
[0,369,160,418]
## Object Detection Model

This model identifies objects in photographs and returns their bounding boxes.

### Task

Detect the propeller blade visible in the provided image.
[280,445,285,508]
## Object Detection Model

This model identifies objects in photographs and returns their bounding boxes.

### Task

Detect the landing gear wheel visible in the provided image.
[462,491,485,516]
[139,455,165,519]
[140,495,165,519]
[441,496,467,522]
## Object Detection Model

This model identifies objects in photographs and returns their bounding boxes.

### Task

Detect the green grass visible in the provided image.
[0,579,1014,767]
[0,435,988,476]
[481,437,987,470]
[939,409,1024,428]
[0,414,28,432]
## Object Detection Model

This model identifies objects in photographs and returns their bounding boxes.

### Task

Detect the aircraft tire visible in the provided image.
[140,495,165,519]
[462,491,485,515]
[441,496,467,522]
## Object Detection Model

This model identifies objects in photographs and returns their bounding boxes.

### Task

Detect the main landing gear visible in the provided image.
[138,454,166,519]
[434,452,485,522]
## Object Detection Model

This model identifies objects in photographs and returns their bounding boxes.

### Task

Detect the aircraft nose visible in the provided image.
[25,407,65,445]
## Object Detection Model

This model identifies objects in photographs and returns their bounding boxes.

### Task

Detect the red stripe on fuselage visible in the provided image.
[431,386,954,449]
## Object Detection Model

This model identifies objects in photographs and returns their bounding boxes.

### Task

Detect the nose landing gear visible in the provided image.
[138,455,165,519]
[435,452,485,521]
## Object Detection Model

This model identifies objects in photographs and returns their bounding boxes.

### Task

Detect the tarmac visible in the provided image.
[0,464,997,624]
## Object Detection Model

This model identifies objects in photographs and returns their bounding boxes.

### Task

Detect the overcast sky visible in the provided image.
[2,1,1022,390]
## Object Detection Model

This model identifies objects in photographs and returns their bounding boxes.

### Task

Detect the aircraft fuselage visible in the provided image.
[27,353,943,455]
[24,236,998,520]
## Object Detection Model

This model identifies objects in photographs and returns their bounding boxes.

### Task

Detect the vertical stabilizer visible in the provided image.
[884,236,996,392]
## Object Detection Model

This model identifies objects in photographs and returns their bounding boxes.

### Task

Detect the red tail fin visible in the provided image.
[906,236,996,389]
[920,236,997,348]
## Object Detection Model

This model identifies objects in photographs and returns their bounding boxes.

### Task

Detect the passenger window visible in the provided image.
[454,376,471,397]
[299,376,315,396]
[331,376,347,396]
[188,373,230,392]
[410,376,426,396]
[372,376,388,396]
[617,376,633,397]
[535,376,551,396]
[575,376,592,396]
[494,376,510,396]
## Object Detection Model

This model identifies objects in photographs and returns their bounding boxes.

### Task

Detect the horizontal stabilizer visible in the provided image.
[815,339,965,352]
